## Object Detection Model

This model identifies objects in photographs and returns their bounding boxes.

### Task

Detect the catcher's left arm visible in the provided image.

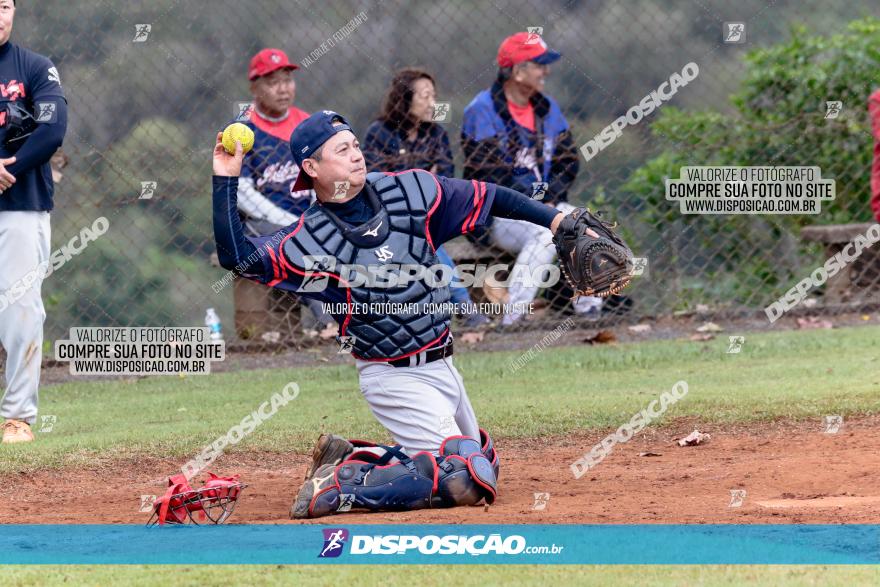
[461,183,635,298]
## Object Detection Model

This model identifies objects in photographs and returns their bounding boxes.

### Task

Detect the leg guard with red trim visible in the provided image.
[294,436,498,519]
[434,435,498,508]
[480,428,500,479]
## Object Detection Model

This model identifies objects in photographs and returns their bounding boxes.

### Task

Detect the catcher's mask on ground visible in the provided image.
[147,472,246,526]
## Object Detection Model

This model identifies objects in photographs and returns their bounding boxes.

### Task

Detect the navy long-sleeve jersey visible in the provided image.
[0,40,68,212]
[212,172,559,323]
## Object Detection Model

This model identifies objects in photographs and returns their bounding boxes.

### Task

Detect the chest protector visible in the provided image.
[282,170,451,360]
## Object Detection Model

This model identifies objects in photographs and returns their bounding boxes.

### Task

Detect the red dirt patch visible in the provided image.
[2,417,878,525]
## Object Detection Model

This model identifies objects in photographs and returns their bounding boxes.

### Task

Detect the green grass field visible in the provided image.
[3,325,879,585]
[2,325,879,474]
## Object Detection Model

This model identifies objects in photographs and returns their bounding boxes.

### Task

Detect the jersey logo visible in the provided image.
[256,161,299,191]
[0,80,25,101]
[362,220,382,238]
[374,246,394,263]
[48,67,61,86]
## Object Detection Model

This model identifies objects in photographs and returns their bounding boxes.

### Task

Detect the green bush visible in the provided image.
[620,18,880,306]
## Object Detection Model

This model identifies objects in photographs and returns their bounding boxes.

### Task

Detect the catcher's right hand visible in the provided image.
[552,207,634,298]
[212,132,243,178]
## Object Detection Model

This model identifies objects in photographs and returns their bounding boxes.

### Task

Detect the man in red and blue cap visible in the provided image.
[462,32,601,326]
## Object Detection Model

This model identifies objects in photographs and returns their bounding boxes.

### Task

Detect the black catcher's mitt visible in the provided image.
[3,102,38,149]
[552,208,634,298]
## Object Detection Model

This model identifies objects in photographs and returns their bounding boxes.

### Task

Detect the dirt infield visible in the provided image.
[2,417,878,525]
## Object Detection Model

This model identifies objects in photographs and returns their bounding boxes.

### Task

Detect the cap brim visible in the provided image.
[291,172,313,192]
[249,63,299,81]
[532,50,562,65]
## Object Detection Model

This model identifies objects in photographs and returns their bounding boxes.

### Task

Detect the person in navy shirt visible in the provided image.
[238,48,312,236]
[362,68,454,176]
[0,0,68,444]
[212,110,568,519]
[362,67,488,328]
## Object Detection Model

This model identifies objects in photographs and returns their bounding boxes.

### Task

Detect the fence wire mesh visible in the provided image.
[11,0,880,353]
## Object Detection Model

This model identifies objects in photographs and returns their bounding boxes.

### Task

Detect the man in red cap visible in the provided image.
[462,32,598,327]
[238,48,334,334]
[238,48,312,234]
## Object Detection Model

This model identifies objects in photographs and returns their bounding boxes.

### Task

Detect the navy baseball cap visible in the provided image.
[290,110,354,191]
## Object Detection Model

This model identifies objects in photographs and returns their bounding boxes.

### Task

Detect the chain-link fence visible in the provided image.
[10,0,880,354]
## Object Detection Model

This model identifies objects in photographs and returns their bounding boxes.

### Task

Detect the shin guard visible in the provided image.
[298,434,500,518]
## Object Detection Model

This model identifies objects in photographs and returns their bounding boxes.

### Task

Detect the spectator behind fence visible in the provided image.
[362,67,489,328]
[239,48,312,234]
[239,48,333,336]
[869,88,880,222]
[462,31,602,326]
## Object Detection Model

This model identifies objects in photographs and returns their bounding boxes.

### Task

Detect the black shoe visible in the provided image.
[291,463,337,519]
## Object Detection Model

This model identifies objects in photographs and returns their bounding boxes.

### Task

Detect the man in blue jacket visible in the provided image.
[462,32,601,326]
[0,0,68,443]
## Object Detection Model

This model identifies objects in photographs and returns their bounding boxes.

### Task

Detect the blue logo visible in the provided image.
[319,528,349,558]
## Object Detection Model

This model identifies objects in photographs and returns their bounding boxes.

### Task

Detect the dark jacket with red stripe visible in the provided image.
[212,169,494,361]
